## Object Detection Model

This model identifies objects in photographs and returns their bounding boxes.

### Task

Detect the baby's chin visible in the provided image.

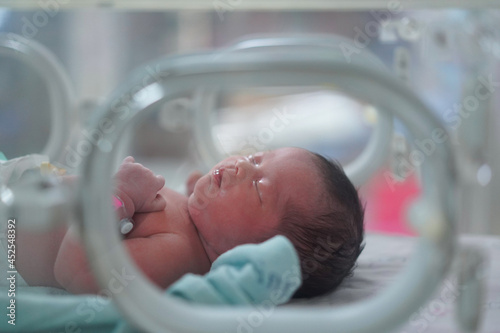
[187,190,212,224]
[186,193,201,216]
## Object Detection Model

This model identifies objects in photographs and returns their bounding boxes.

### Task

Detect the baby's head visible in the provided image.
[188,147,364,298]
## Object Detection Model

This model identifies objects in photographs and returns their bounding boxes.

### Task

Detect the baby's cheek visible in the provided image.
[187,194,207,216]
[218,189,230,198]
[190,179,213,208]
[221,170,238,187]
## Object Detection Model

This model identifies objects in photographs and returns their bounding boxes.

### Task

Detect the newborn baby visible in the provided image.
[39,147,364,298]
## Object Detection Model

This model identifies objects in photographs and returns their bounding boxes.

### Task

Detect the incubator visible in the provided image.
[0,1,499,332]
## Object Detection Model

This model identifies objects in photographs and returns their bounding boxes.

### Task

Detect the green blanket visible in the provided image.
[0,236,300,332]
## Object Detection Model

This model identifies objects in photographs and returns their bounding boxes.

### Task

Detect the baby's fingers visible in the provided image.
[154,175,165,190]
[123,156,135,164]
[145,194,166,212]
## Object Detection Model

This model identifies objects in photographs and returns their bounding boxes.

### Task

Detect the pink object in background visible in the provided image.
[361,168,420,236]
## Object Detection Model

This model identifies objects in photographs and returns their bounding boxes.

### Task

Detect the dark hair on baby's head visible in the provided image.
[279,153,365,298]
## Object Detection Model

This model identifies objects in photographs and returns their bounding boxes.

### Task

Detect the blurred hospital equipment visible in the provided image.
[1,2,500,333]
[194,35,394,187]
[76,45,459,333]
[0,33,75,162]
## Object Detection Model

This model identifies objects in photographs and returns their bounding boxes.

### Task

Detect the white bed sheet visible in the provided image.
[289,233,500,333]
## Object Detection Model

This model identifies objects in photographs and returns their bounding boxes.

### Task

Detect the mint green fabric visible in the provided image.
[0,289,125,333]
[168,235,301,305]
[0,236,301,332]
[0,151,6,161]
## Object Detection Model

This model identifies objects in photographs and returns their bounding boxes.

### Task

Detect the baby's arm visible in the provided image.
[54,157,167,293]
[55,229,192,294]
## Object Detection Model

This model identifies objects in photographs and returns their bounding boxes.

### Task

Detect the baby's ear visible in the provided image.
[186,171,203,196]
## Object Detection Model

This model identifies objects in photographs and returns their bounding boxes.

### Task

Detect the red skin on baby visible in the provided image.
[18,148,321,294]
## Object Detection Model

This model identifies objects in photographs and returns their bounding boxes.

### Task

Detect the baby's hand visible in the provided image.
[114,156,166,218]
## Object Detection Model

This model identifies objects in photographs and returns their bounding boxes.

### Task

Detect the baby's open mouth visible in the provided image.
[212,163,238,189]
[212,168,223,187]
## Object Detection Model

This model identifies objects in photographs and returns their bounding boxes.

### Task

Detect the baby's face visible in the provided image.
[188,147,323,261]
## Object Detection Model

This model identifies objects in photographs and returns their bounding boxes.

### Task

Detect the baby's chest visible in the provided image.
[127,210,173,238]
[126,188,191,239]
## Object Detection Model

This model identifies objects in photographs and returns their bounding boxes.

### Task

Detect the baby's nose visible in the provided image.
[235,157,255,178]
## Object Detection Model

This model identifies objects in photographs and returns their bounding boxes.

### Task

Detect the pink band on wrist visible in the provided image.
[113,196,124,210]
[113,195,134,235]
